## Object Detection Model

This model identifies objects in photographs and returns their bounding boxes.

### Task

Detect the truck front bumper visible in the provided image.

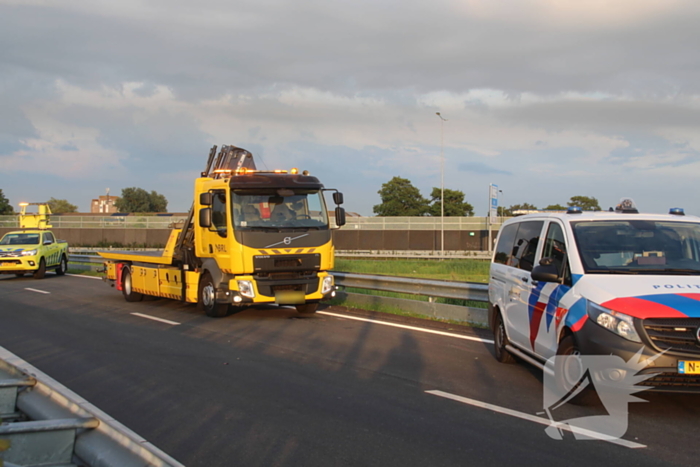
[222,272,336,305]
[0,255,39,274]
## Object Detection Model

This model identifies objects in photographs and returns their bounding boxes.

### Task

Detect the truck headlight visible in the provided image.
[237,280,255,298]
[21,249,37,256]
[321,276,334,294]
[587,302,641,343]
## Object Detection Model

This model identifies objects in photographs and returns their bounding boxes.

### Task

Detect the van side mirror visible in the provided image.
[200,192,212,206]
[531,257,561,283]
[335,207,346,227]
[333,192,344,205]
[199,208,212,228]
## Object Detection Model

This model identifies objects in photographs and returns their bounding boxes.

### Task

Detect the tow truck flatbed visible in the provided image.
[98,250,173,265]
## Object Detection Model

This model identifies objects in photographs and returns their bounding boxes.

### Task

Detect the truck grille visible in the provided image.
[0,260,21,265]
[642,318,700,355]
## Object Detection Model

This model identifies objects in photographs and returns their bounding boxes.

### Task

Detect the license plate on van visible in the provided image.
[678,361,700,374]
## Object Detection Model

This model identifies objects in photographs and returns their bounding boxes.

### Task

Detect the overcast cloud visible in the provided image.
[2,0,700,215]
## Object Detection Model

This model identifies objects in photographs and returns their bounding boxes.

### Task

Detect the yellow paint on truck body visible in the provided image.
[99,160,338,310]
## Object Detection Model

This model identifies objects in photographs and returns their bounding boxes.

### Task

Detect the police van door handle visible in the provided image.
[520,276,529,283]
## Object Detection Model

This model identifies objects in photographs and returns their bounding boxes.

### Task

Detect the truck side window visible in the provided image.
[494,224,518,265]
[542,222,570,283]
[211,191,228,237]
[44,232,55,244]
[512,221,544,272]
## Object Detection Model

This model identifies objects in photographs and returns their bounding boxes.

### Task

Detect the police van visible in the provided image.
[488,199,700,391]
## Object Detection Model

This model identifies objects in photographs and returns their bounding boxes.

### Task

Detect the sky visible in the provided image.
[2,0,700,216]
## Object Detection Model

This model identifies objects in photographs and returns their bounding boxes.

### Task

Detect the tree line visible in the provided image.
[373,177,475,217]
[0,188,168,214]
[371,178,602,217]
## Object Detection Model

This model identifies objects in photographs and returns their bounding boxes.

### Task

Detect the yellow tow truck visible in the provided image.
[100,145,346,317]
[0,203,69,279]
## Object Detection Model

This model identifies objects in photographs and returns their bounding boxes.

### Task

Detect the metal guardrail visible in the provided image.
[330,272,488,302]
[0,346,184,466]
[1,215,507,231]
[67,254,489,325]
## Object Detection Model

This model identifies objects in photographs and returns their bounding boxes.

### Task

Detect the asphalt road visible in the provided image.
[0,273,697,466]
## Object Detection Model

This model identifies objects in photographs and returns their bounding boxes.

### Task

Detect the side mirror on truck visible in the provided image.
[531,257,561,283]
[199,208,212,228]
[335,207,346,227]
[200,192,212,206]
[333,192,344,205]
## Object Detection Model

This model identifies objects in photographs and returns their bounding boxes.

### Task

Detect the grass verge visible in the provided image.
[334,257,489,283]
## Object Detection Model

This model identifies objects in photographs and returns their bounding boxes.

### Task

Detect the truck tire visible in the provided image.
[122,267,143,302]
[33,258,46,279]
[55,254,67,276]
[295,302,318,314]
[198,273,229,318]
[493,311,515,363]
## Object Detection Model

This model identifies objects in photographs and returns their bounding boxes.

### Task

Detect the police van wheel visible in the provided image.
[554,335,596,406]
[198,273,229,318]
[122,267,143,302]
[296,302,318,314]
[33,258,46,279]
[493,312,515,363]
[55,255,67,276]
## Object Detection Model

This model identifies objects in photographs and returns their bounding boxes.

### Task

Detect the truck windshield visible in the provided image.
[231,190,330,230]
[0,233,40,245]
[572,220,700,274]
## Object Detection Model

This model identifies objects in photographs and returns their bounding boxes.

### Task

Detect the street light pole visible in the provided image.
[436,112,447,258]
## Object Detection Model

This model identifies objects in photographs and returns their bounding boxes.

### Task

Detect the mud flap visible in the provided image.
[116,263,125,291]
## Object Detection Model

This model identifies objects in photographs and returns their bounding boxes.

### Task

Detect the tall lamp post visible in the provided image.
[436,112,447,258]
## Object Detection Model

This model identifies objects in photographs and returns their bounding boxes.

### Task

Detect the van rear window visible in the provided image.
[494,221,543,271]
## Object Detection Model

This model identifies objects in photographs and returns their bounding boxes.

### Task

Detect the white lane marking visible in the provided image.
[25,288,50,294]
[67,273,102,280]
[426,390,646,449]
[317,311,494,344]
[130,313,181,326]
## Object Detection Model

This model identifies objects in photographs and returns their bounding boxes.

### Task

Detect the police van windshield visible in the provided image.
[0,233,40,245]
[231,189,329,230]
[572,220,700,274]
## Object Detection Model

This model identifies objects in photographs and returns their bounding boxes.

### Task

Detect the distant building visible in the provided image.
[91,195,120,214]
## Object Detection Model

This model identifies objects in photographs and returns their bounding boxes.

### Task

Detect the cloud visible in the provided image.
[458,161,512,176]
[2,1,700,216]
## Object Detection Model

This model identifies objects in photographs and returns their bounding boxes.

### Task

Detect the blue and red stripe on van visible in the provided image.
[601,293,700,319]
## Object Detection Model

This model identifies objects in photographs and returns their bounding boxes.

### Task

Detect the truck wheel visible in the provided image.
[493,311,515,363]
[122,267,143,302]
[55,255,67,276]
[295,302,318,314]
[33,258,46,279]
[198,273,229,318]
[554,334,596,406]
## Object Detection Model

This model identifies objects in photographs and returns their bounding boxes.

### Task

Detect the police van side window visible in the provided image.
[542,222,571,284]
[494,224,518,265]
[512,221,544,272]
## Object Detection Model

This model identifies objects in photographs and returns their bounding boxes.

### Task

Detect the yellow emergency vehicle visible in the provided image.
[100,145,345,317]
[0,203,69,279]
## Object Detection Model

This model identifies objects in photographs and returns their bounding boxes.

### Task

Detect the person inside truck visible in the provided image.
[242,204,261,222]
[271,201,296,222]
